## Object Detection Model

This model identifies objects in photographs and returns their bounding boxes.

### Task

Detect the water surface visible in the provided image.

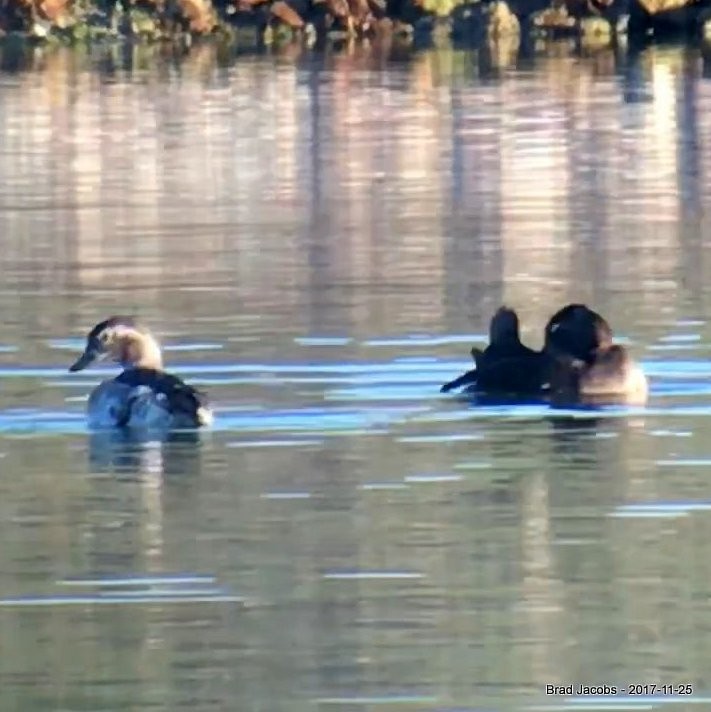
[0,41,711,711]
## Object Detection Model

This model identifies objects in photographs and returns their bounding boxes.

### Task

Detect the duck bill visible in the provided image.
[69,348,99,372]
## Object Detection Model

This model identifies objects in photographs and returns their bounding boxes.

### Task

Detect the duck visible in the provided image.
[440,303,648,403]
[68,316,213,429]
[440,306,549,394]
[543,303,648,403]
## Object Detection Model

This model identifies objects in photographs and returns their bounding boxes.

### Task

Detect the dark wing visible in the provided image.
[115,368,209,427]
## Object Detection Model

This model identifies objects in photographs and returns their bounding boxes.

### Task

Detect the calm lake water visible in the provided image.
[1,39,711,711]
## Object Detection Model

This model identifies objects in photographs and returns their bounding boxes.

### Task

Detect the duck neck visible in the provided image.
[121,334,164,371]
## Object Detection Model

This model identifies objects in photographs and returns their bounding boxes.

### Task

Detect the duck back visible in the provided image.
[114,369,212,428]
[472,343,550,394]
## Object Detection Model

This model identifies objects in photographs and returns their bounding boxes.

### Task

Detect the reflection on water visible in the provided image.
[1,40,711,711]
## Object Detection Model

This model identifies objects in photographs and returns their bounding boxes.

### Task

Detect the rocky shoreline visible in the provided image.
[1,0,710,47]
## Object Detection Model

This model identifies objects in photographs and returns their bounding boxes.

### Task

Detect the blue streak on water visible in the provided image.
[0,405,432,435]
[58,574,216,587]
[609,511,689,519]
[163,343,225,352]
[363,334,486,347]
[658,334,702,343]
[260,492,312,499]
[325,386,444,401]
[525,706,657,711]
[47,339,224,352]
[5,361,465,379]
[642,361,711,377]
[0,411,86,434]
[294,337,353,346]
[393,356,444,364]
[397,434,484,443]
[421,708,483,712]
[65,395,89,403]
[316,694,437,704]
[644,406,711,416]
[226,439,324,448]
[0,357,697,386]
[609,501,711,518]
[0,594,243,606]
[15,353,711,435]
[652,382,711,396]
[9,397,711,436]
[618,502,711,511]
[321,570,424,580]
[404,474,463,483]
[95,587,232,598]
[603,697,711,705]
[648,344,701,352]
[214,406,430,433]
[359,482,410,491]
[656,459,711,466]
[529,695,711,708]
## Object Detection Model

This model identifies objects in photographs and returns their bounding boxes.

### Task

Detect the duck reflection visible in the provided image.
[88,428,204,478]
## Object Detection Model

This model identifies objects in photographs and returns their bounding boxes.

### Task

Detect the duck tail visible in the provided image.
[195,405,214,427]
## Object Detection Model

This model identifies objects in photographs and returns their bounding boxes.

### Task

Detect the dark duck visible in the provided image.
[440,306,548,395]
[441,303,647,403]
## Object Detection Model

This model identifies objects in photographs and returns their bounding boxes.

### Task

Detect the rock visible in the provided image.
[580,14,611,46]
[176,0,217,31]
[450,3,484,41]
[392,18,413,34]
[486,0,520,38]
[530,3,576,33]
[37,0,70,23]
[486,32,519,66]
[420,0,459,18]
[370,15,392,33]
[346,0,371,29]
[30,15,51,34]
[634,0,689,14]
[270,0,304,26]
[580,13,611,35]
[129,7,159,34]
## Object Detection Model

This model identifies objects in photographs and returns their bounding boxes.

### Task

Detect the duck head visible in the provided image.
[544,303,612,363]
[69,316,163,372]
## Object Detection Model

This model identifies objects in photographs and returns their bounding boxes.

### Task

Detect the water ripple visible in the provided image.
[321,570,424,580]
[1,573,242,606]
